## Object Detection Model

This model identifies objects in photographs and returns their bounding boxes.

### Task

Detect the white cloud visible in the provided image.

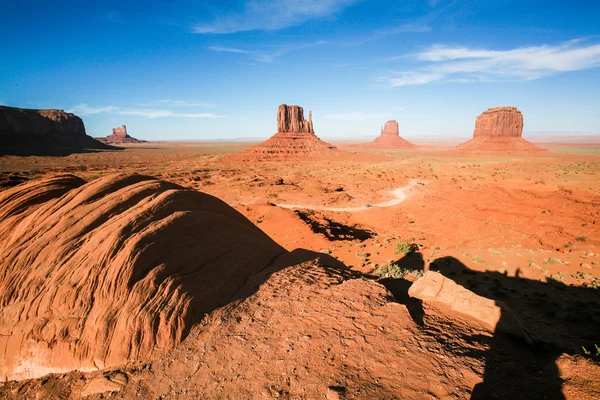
[382,39,600,87]
[324,112,390,121]
[67,104,119,116]
[209,40,326,62]
[67,103,223,119]
[193,0,357,34]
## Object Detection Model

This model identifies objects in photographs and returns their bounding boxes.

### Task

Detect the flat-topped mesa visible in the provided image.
[474,106,523,138]
[381,120,399,136]
[0,105,118,156]
[457,106,543,153]
[277,104,314,134]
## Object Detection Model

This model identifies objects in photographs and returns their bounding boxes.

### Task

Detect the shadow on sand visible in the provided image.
[380,252,600,400]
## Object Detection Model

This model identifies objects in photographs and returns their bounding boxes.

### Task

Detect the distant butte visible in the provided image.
[98,125,146,144]
[228,104,342,161]
[369,120,417,149]
[457,106,544,153]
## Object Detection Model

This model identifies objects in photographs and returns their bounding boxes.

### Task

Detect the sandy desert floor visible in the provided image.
[1,140,600,398]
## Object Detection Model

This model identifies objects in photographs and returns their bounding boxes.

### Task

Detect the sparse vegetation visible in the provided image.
[576,236,587,242]
[582,344,600,363]
[395,240,417,255]
[374,264,423,279]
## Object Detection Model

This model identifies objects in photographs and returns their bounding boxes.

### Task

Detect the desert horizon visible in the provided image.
[2,0,600,399]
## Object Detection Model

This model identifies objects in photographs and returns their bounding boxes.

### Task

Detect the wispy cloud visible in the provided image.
[137,99,218,108]
[193,0,358,34]
[380,39,600,87]
[67,104,119,115]
[324,112,390,121]
[209,40,326,62]
[67,103,223,119]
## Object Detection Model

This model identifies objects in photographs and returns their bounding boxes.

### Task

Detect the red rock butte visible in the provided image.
[0,105,117,156]
[369,120,417,149]
[457,106,544,153]
[98,125,146,144]
[228,104,341,161]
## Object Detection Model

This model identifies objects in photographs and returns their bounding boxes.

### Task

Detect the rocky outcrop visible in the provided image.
[370,120,417,149]
[0,106,118,156]
[98,125,146,144]
[457,106,543,153]
[228,104,342,161]
[276,104,314,134]
[474,107,523,138]
[409,271,531,343]
[0,173,286,380]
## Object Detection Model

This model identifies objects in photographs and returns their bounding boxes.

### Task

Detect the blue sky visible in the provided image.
[2,0,600,140]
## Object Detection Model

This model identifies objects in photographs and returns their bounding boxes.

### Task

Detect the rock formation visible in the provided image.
[228,104,342,161]
[0,173,286,381]
[277,105,314,134]
[457,106,543,153]
[409,271,531,343]
[0,105,118,156]
[369,120,417,149]
[98,125,146,144]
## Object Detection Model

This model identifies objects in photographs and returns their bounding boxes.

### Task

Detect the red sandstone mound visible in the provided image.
[0,173,286,381]
[369,120,417,149]
[0,105,119,156]
[457,106,544,153]
[2,261,598,399]
[98,125,146,144]
[228,104,342,161]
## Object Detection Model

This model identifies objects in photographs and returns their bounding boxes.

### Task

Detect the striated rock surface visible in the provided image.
[228,104,342,161]
[0,105,118,156]
[0,173,286,381]
[474,107,523,138]
[409,271,531,343]
[277,104,314,134]
[98,125,146,144]
[370,120,417,149]
[457,106,543,153]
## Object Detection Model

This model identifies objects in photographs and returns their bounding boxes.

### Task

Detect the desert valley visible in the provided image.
[2,1,600,398]
[0,102,599,399]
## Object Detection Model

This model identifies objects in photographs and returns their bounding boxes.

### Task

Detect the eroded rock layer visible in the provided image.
[370,120,417,149]
[0,106,117,156]
[98,125,146,144]
[474,107,523,138]
[0,173,285,381]
[228,104,342,161]
[277,104,314,134]
[458,106,543,153]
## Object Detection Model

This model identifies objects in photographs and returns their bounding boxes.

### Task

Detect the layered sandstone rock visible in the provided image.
[98,125,146,144]
[473,107,523,138]
[409,271,531,343]
[0,106,118,156]
[0,173,286,380]
[457,106,543,153]
[228,104,342,161]
[277,104,314,134]
[370,120,417,149]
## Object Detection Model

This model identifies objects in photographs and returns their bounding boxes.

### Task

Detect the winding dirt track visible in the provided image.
[276,179,426,212]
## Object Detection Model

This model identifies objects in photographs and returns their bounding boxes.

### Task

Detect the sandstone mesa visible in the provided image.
[0,106,117,156]
[457,106,544,153]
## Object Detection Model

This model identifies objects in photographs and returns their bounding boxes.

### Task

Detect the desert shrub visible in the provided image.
[582,344,600,363]
[374,264,423,279]
[395,240,417,255]
[576,236,587,242]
